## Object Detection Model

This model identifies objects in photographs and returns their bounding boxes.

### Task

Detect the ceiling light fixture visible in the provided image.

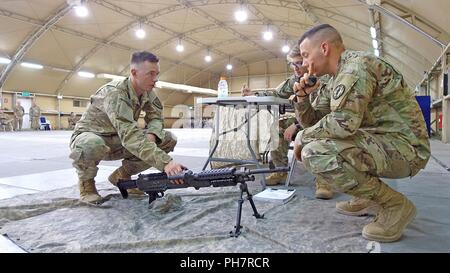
[372,39,379,49]
[263,26,273,41]
[374,49,380,57]
[370,27,377,39]
[78,71,95,78]
[21,62,43,69]
[234,8,248,22]
[176,39,184,52]
[74,5,88,17]
[0,57,11,64]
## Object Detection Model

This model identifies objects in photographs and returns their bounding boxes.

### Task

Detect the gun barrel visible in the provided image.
[241,166,290,175]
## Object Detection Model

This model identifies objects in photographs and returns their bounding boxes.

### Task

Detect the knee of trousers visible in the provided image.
[301,141,340,173]
[301,141,360,192]
[158,130,177,153]
[70,133,110,163]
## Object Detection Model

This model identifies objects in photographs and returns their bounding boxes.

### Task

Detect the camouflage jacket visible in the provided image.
[68,115,78,125]
[255,74,299,120]
[29,106,41,118]
[0,112,12,122]
[13,106,24,118]
[294,50,430,173]
[74,77,171,171]
[255,74,296,98]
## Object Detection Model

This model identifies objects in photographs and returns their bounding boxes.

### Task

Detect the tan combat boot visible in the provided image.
[336,197,381,216]
[362,182,416,243]
[315,178,333,199]
[265,172,287,186]
[108,167,145,196]
[79,179,102,204]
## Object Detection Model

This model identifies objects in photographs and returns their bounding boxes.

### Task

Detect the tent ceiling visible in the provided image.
[0,0,449,98]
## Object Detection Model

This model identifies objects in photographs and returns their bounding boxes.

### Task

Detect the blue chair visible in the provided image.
[39,116,51,130]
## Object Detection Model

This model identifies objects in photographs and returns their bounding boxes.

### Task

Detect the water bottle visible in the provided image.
[217,76,229,98]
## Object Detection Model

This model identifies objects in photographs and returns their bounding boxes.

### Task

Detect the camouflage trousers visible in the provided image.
[69,130,177,181]
[30,117,39,130]
[271,116,297,167]
[14,117,23,131]
[301,131,415,199]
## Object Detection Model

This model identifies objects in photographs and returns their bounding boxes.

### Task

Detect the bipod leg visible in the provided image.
[230,185,245,237]
[242,183,264,219]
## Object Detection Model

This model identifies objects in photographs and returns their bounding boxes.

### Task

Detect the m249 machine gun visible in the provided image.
[117,166,289,237]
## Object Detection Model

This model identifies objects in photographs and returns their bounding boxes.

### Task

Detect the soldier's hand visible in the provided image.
[293,143,303,161]
[241,84,254,96]
[164,160,186,184]
[294,63,320,100]
[283,123,298,142]
[147,133,157,143]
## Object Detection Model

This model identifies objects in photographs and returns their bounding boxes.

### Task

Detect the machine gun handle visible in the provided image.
[117,179,138,199]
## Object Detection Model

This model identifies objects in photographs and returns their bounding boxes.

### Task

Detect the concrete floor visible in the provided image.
[1,129,449,252]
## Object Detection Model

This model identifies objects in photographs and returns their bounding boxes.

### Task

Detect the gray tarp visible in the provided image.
[0,166,374,253]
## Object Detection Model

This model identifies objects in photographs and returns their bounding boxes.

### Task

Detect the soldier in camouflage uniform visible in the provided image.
[67,112,78,130]
[293,24,430,242]
[242,47,334,199]
[69,51,185,204]
[29,101,41,130]
[0,109,14,131]
[13,101,25,131]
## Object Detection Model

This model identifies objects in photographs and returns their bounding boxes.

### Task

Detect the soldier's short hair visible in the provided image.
[298,24,343,47]
[131,51,159,64]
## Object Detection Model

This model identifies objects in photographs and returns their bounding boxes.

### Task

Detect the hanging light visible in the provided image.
[74,5,88,17]
[204,49,212,62]
[135,29,146,39]
[135,22,146,39]
[282,44,290,53]
[234,7,248,22]
[176,39,184,52]
[226,64,233,70]
[263,25,273,41]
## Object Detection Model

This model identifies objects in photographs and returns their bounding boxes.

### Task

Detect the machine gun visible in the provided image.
[117,166,290,237]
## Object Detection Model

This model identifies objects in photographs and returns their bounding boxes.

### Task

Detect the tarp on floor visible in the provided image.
[0,165,373,253]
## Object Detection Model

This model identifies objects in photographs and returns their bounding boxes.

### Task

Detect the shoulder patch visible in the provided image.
[330,73,359,111]
[333,84,346,100]
[153,98,163,109]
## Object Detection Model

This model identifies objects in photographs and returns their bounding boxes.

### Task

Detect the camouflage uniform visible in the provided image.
[255,75,298,167]
[0,111,14,131]
[257,74,331,167]
[69,77,176,182]
[68,115,78,130]
[13,105,25,131]
[294,50,430,197]
[29,105,41,130]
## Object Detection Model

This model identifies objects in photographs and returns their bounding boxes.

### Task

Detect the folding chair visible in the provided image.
[39,116,51,130]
